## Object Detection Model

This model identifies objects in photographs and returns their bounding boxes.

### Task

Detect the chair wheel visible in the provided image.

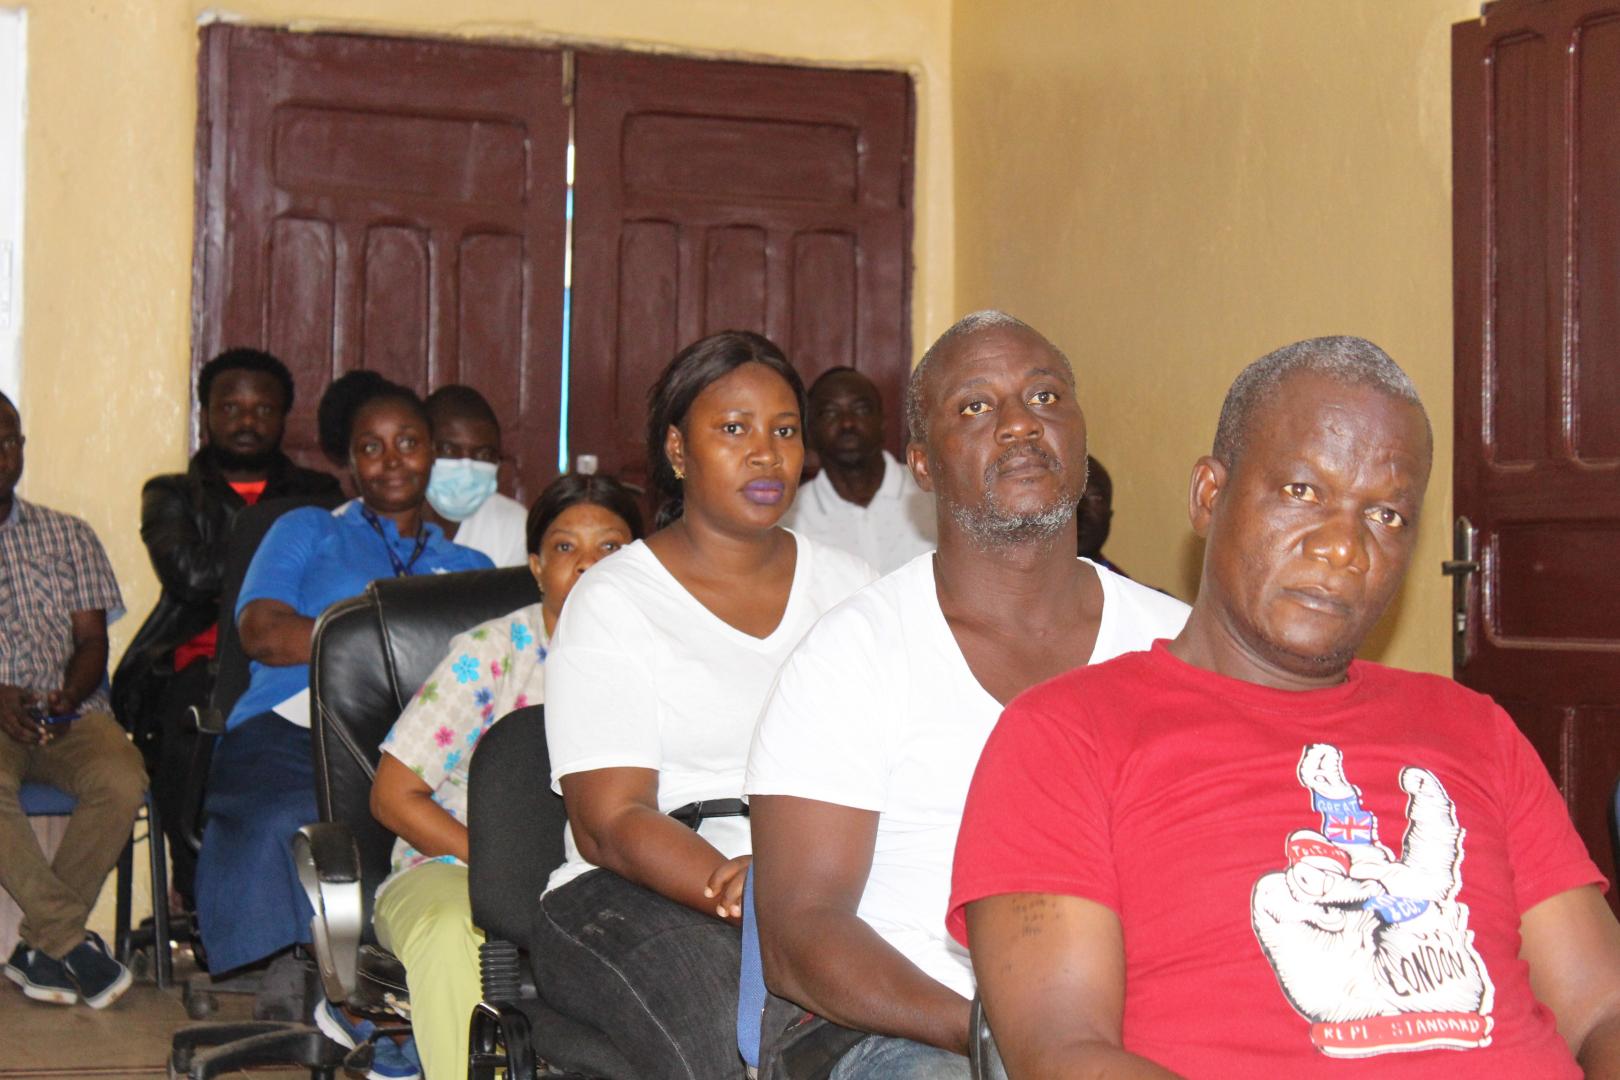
[184,986,217,1020]
[130,950,151,980]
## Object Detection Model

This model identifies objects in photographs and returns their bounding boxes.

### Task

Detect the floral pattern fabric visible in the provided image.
[376,602,548,895]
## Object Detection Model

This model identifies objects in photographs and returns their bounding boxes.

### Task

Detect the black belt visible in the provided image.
[668,798,750,830]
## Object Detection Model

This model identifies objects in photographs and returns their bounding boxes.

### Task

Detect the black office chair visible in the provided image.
[969,993,1008,1080]
[466,705,638,1079]
[170,563,536,1078]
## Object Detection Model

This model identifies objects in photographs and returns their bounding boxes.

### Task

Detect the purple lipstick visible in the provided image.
[744,479,786,505]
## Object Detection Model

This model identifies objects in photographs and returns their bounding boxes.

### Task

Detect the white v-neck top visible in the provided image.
[544,530,877,894]
[746,552,1190,995]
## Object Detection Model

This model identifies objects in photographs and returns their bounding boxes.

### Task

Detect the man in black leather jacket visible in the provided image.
[111,348,338,901]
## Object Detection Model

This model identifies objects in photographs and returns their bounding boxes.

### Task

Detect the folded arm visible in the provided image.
[140,478,227,603]
[371,753,469,863]
[561,766,747,924]
[965,892,1180,1079]
[237,598,315,667]
[751,794,970,1054]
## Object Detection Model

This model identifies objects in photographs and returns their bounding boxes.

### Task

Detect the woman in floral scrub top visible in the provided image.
[368,474,644,1080]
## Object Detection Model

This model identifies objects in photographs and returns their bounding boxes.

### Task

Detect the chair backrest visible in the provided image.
[213,493,343,719]
[466,704,568,944]
[309,566,540,935]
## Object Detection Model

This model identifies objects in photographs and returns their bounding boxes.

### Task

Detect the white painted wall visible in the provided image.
[0,10,23,407]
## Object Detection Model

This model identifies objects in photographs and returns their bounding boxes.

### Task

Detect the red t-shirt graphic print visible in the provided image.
[948,643,1604,1078]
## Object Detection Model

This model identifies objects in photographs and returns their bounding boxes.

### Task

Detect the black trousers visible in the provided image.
[530,868,747,1080]
[147,658,212,903]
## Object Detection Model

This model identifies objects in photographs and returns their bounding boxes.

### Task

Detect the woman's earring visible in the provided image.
[673,465,685,481]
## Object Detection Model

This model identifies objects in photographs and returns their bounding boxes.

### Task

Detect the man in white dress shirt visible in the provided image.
[782,367,935,573]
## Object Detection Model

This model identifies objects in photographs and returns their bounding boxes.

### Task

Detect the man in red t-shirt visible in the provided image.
[947,336,1620,1078]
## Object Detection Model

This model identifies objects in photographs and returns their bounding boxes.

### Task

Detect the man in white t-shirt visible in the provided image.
[782,367,936,573]
[746,311,1189,1079]
[422,385,530,567]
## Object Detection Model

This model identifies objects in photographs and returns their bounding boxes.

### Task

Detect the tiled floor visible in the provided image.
[0,950,304,1079]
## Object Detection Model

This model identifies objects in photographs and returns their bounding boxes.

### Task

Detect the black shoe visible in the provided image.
[2,942,77,1005]
[59,933,132,1009]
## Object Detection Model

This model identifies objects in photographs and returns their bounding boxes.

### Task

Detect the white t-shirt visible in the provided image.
[745,553,1190,997]
[781,451,936,574]
[453,492,529,568]
[544,530,877,894]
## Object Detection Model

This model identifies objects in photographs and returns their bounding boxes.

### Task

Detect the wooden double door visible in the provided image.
[1453,0,1620,911]
[193,26,913,502]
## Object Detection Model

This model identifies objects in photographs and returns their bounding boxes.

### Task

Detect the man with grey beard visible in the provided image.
[745,311,1189,1079]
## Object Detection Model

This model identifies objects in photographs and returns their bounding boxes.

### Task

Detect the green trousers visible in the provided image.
[375,860,484,1080]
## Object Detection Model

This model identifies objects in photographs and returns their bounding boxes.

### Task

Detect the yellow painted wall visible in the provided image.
[952,0,1477,675]
[16,0,952,942]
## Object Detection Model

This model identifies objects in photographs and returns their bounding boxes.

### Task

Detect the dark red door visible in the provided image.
[566,51,913,489]
[1453,0,1620,911]
[193,26,569,501]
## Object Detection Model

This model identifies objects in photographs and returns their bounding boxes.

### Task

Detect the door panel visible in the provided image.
[1454,0,1620,912]
[193,26,568,501]
[568,51,913,489]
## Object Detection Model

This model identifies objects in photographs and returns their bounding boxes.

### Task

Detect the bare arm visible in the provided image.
[751,794,970,1054]
[56,609,109,711]
[965,893,1180,1079]
[371,753,469,863]
[238,598,316,667]
[560,766,748,924]
[1521,884,1620,1077]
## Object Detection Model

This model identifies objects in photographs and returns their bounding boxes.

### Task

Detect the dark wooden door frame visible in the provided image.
[1453,0,1620,912]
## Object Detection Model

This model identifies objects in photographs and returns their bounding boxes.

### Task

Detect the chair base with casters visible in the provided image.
[18,782,172,990]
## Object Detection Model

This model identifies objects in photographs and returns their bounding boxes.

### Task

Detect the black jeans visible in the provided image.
[531,868,747,1080]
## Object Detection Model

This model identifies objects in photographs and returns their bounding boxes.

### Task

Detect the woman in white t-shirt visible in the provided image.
[536,332,876,1080]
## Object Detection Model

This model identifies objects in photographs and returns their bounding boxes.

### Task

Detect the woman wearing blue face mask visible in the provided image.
[421,385,529,567]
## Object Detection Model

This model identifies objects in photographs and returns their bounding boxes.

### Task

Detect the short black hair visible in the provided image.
[315,370,427,465]
[197,348,295,411]
[1212,336,1430,469]
[806,366,868,400]
[425,384,500,433]
[644,331,805,530]
[0,387,14,416]
[525,473,646,555]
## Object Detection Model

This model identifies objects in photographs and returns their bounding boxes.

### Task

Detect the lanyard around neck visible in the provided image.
[360,504,430,578]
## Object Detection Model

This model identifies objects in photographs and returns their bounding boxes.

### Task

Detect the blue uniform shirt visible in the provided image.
[228,501,494,729]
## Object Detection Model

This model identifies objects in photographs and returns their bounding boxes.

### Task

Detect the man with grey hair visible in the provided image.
[950,337,1620,1077]
[745,312,1188,1078]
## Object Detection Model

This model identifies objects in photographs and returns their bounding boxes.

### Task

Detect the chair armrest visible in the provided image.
[970,993,1008,1080]
[293,822,363,1003]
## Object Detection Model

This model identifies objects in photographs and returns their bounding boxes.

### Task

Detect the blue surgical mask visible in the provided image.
[426,458,499,521]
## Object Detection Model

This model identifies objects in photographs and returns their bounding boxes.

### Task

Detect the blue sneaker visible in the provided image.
[2,942,77,1005]
[313,999,421,1080]
[59,932,132,1009]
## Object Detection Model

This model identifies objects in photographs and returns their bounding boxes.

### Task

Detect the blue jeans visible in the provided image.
[830,1035,972,1080]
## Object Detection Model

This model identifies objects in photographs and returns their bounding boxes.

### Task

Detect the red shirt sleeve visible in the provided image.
[947,678,1120,946]
[1493,703,1607,913]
